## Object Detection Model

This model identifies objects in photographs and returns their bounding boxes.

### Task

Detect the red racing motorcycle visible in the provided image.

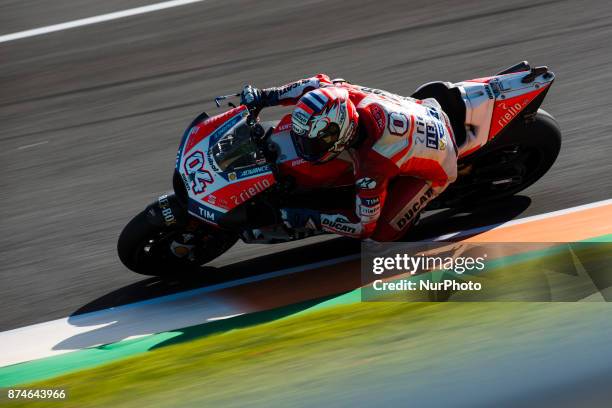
[118,61,561,276]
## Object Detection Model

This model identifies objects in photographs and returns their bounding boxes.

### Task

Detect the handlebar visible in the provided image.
[214,92,262,125]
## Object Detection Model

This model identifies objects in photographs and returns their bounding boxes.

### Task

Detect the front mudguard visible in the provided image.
[144,193,188,228]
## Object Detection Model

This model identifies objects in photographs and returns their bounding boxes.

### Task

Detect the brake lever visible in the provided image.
[214,93,240,108]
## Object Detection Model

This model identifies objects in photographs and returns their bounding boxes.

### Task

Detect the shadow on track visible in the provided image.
[54,295,335,352]
[57,195,531,351]
[72,236,359,315]
[408,195,532,240]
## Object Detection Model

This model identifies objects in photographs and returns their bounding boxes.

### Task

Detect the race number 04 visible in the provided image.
[184,151,213,194]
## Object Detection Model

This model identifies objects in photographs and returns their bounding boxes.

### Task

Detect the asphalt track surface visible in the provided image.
[1,0,612,331]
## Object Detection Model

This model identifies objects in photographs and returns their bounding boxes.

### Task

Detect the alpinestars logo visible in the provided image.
[356,177,377,190]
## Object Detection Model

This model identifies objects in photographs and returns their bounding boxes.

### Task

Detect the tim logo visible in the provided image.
[198,207,216,221]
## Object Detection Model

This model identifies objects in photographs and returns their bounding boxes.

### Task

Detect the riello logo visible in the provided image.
[231,178,272,205]
[497,101,525,129]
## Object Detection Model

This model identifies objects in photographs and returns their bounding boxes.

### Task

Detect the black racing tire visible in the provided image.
[440,109,561,207]
[117,210,238,277]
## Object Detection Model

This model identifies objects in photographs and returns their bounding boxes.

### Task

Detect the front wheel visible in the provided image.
[117,210,238,277]
[435,109,561,208]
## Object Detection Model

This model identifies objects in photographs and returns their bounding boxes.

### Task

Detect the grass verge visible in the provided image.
[3,300,612,408]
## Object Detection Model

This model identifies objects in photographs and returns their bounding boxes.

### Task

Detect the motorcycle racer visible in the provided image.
[241,74,458,241]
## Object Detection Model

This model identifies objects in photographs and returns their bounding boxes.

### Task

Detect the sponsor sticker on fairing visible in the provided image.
[184,150,214,194]
[293,108,310,126]
[237,165,270,178]
[188,201,224,224]
[230,178,272,206]
[292,107,310,136]
[157,194,177,226]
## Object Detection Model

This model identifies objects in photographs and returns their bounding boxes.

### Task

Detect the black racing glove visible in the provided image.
[240,85,264,109]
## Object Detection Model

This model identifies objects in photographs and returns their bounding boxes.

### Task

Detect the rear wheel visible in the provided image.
[117,210,238,277]
[435,110,561,208]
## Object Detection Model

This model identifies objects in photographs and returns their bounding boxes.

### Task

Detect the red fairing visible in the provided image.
[208,174,276,208]
[184,106,247,152]
[488,86,548,140]
[274,114,293,133]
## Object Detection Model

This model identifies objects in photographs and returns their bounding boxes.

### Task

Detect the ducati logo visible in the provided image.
[370,104,386,131]
[321,218,357,234]
[391,186,434,230]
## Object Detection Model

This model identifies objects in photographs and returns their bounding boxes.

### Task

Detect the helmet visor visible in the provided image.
[291,123,340,162]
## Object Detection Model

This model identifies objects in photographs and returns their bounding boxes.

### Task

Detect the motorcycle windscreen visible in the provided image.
[176,106,275,225]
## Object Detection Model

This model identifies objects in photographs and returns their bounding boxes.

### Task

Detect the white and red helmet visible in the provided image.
[290,87,359,163]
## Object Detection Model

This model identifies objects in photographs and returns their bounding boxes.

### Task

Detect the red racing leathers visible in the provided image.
[261,74,458,241]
